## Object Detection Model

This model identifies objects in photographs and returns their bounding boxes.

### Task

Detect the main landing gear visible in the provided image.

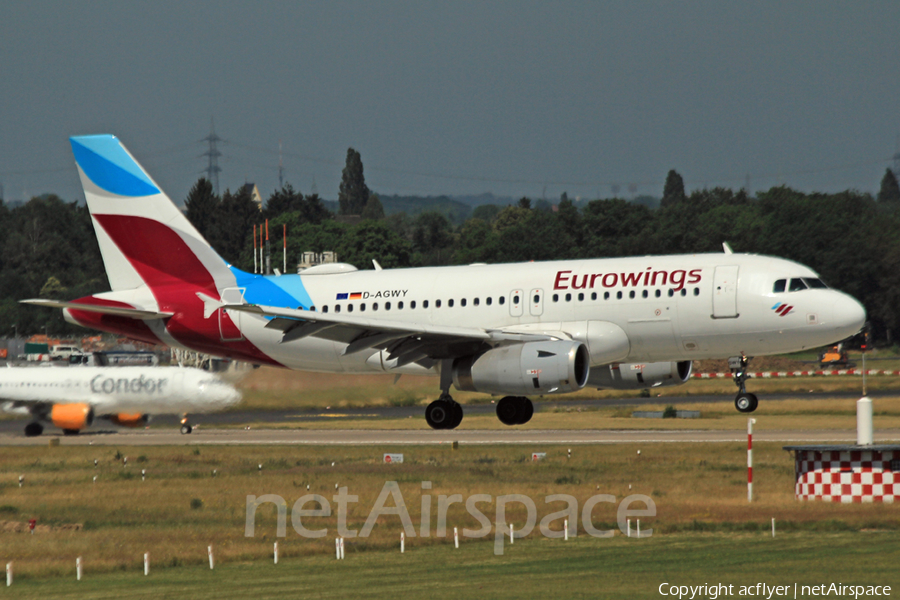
[24,422,44,437]
[425,360,464,430]
[496,396,534,426]
[729,355,758,413]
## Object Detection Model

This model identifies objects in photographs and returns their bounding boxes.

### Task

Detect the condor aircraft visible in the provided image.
[24,135,866,429]
[1,365,241,436]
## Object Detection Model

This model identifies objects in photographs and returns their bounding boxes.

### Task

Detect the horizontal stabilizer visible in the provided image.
[20,299,173,321]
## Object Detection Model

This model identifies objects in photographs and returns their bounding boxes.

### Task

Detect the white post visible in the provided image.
[401,532,405,554]
[18,476,22,488]
[6,562,11,587]
[564,519,569,541]
[339,537,345,560]
[76,557,82,581]
[627,519,631,538]
[637,519,641,538]
[141,469,146,482]
[335,538,340,560]
[748,418,756,502]
[509,523,514,544]
[771,518,775,538]
[144,553,149,576]
[454,527,459,549]
[274,541,278,565]
[857,397,873,445]
[208,545,214,570]
[93,476,97,484]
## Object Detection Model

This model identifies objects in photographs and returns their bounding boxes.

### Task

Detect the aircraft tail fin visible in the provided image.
[70,135,236,295]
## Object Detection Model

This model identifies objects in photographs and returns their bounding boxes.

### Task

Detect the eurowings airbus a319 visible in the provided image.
[24,135,866,429]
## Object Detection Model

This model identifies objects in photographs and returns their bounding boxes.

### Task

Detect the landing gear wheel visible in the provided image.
[734,393,758,413]
[497,396,533,426]
[425,399,454,430]
[180,424,193,434]
[497,396,520,426]
[24,422,43,437]
[448,401,464,429]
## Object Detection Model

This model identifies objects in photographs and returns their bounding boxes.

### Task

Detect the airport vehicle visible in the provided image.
[24,135,866,429]
[0,365,241,436]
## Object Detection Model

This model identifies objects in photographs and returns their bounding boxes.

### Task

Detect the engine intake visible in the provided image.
[587,361,692,390]
[50,403,94,431]
[453,340,590,396]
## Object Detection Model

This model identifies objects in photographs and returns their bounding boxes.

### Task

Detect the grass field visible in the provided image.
[2,441,899,595]
[4,533,899,599]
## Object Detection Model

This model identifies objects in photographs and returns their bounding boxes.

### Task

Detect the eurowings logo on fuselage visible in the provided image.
[772,303,793,316]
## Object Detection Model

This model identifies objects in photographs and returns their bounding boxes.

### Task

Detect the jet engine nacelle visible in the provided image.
[452,340,590,396]
[587,361,692,390]
[108,413,149,427]
[50,403,94,431]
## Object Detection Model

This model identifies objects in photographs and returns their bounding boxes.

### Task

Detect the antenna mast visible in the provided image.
[202,118,223,195]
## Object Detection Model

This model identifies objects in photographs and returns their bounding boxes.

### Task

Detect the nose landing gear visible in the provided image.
[180,415,193,434]
[730,355,758,413]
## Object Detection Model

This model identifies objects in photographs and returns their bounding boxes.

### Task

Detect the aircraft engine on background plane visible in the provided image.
[108,413,149,427]
[587,361,693,390]
[452,340,590,396]
[49,403,95,433]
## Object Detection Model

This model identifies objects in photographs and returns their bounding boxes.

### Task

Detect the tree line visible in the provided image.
[3,156,900,344]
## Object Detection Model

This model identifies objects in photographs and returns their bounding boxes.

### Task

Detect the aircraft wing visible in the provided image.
[225,303,553,367]
[20,299,173,321]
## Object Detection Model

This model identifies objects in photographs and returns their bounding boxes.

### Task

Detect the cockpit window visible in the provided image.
[789,278,808,292]
[803,277,828,289]
[773,279,786,293]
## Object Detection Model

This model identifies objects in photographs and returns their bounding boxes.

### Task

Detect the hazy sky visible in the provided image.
[2,2,899,205]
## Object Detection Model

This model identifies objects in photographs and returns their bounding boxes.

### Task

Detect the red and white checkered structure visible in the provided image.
[785,446,899,503]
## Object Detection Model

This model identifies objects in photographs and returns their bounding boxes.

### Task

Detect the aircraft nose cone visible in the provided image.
[833,294,866,337]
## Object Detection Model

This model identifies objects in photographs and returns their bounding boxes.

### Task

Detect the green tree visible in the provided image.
[211,187,259,266]
[338,221,412,269]
[471,204,502,222]
[360,194,385,220]
[264,184,303,220]
[878,168,900,205]
[184,178,219,241]
[338,148,370,215]
[661,169,686,208]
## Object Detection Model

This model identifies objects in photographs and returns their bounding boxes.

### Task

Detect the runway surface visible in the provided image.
[3,428,899,446]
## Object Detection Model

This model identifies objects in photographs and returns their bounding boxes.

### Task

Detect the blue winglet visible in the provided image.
[70,135,160,197]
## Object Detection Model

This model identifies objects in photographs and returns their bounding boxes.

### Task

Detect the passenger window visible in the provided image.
[642,290,648,299]
[604,292,610,300]
[680,289,687,297]
[789,278,807,292]
[423,300,429,309]
[499,297,505,305]
[385,302,391,310]
[693,288,700,296]
[448,299,455,307]
[474,298,480,306]
[565,293,572,302]
[348,304,354,313]
[773,279,786,293]
[617,291,623,300]
[398,301,404,309]
[578,293,584,301]
[460,299,466,307]
[655,289,661,298]
[629,291,635,299]
[373,302,379,311]
[533,294,540,304]
[411,301,416,309]
[513,294,520,304]
[436,300,441,308]
[668,289,674,297]
[323,306,329,313]
[591,292,597,301]
[487,297,493,306]
[553,294,559,302]
[360,303,366,312]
